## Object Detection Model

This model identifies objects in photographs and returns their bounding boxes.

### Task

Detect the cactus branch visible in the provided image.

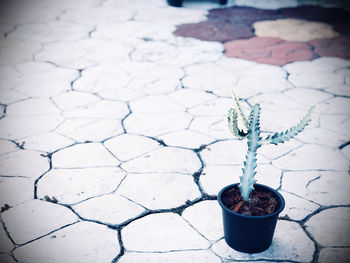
[232,90,250,129]
[239,103,262,201]
[263,105,315,145]
[228,108,248,139]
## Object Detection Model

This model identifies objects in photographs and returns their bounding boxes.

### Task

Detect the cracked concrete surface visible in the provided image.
[0,0,349,262]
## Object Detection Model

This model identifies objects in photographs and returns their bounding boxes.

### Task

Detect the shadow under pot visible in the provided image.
[217,183,285,253]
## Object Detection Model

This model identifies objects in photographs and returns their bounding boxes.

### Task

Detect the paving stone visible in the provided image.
[119,250,221,263]
[6,98,61,116]
[0,89,28,104]
[97,87,144,102]
[52,143,119,168]
[233,76,291,99]
[15,61,77,81]
[0,38,41,65]
[63,100,129,119]
[127,76,181,95]
[224,37,315,66]
[2,200,78,244]
[325,84,350,97]
[189,98,232,117]
[118,173,200,210]
[72,194,145,225]
[182,200,223,241]
[201,140,268,166]
[159,130,215,149]
[253,18,338,42]
[0,115,64,140]
[310,36,350,59]
[282,171,350,206]
[0,177,35,207]
[0,149,49,178]
[248,92,304,111]
[279,191,319,221]
[122,213,210,252]
[273,144,349,172]
[168,89,217,109]
[284,88,333,106]
[235,0,298,9]
[22,132,75,152]
[212,220,314,262]
[56,118,124,142]
[52,91,100,111]
[296,127,350,147]
[320,114,350,137]
[341,145,350,160]
[0,140,17,156]
[37,167,126,205]
[0,254,16,263]
[200,165,242,196]
[0,224,14,253]
[190,116,232,140]
[319,248,350,263]
[124,112,192,137]
[305,207,350,246]
[316,97,350,114]
[288,72,344,88]
[130,95,184,113]
[13,221,120,263]
[14,79,69,98]
[104,134,161,162]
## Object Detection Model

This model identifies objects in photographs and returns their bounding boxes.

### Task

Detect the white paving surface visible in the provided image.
[0,0,349,262]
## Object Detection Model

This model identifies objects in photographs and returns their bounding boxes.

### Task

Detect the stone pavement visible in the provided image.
[0,0,349,262]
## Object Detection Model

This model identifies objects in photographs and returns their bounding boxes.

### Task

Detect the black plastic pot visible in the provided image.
[218,183,285,253]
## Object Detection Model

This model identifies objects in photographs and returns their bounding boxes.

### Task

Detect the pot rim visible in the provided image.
[218,183,285,219]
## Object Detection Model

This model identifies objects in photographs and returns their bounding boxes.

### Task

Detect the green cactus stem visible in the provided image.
[227,91,315,201]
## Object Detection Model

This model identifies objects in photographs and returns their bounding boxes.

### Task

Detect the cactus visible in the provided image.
[228,91,315,201]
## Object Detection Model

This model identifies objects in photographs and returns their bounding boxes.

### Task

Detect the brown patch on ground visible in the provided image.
[224,37,316,66]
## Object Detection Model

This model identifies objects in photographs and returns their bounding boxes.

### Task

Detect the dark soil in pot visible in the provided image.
[218,183,285,253]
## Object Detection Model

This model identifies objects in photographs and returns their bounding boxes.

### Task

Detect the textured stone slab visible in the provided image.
[169,89,216,109]
[189,98,232,117]
[288,72,344,88]
[6,98,61,116]
[325,85,350,97]
[105,134,161,162]
[118,173,200,210]
[124,112,192,136]
[14,221,120,263]
[159,130,214,149]
[212,220,314,262]
[190,116,232,140]
[319,248,350,263]
[0,140,17,155]
[2,200,77,244]
[72,194,145,225]
[130,95,184,113]
[320,114,350,137]
[52,91,100,111]
[37,167,126,205]
[0,224,14,253]
[248,92,304,111]
[310,36,350,59]
[22,132,74,152]
[14,79,69,98]
[273,144,348,171]
[0,254,16,263]
[316,97,350,114]
[224,37,315,66]
[305,207,350,246]
[280,191,319,221]
[119,250,221,263]
[182,200,223,241]
[56,118,124,142]
[284,88,332,106]
[253,19,338,42]
[52,143,119,168]
[0,149,49,178]
[0,177,34,207]
[122,213,210,252]
[122,147,201,174]
[282,171,350,206]
[63,100,129,119]
[0,115,64,140]
[296,127,349,147]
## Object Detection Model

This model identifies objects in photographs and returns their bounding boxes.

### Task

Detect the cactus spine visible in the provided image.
[228,91,314,201]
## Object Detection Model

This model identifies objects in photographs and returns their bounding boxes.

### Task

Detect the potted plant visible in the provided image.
[217,91,315,253]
